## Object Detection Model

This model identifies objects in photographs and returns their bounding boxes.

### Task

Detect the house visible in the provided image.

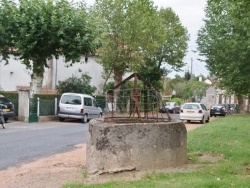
[205,85,239,107]
[0,55,105,94]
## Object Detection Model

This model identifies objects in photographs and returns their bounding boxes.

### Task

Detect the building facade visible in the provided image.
[0,55,104,93]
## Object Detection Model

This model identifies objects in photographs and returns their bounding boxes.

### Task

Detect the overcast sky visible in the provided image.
[84,0,208,77]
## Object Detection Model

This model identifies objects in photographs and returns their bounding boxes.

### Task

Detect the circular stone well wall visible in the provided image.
[86,118,187,174]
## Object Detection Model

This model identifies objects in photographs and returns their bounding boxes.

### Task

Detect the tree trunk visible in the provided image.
[113,68,124,113]
[47,59,53,89]
[114,68,123,87]
[237,95,244,114]
[247,95,250,113]
[30,72,44,97]
[30,60,45,97]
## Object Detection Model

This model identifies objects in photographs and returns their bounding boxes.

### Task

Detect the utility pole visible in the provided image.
[190,58,193,79]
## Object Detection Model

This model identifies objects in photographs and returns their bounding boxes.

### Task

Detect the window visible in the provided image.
[183,104,199,110]
[61,95,81,105]
[93,99,98,107]
[84,97,92,106]
[201,104,207,110]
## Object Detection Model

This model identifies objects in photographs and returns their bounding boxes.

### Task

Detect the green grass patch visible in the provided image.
[64,115,250,188]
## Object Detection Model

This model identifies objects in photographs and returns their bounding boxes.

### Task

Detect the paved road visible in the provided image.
[0,114,180,171]
[0,120,89,170]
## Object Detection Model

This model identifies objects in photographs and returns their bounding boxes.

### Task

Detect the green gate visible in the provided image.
[29,98,38,123]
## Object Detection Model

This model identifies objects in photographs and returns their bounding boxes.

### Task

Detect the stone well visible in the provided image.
[86,118,187,174]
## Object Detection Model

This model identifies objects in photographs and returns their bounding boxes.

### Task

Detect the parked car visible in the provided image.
[159,102,180,114]
[224,103,236,114]
[58,93,103,123]
[0,95,15,122]
[180,102,210,124]
[210,104,227,117]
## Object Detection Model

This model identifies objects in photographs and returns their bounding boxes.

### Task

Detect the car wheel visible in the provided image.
[200,116,205,124]
[187,120,191,123]
[81,114,88,123]
[59,117,65,122]
[99,113,103,118]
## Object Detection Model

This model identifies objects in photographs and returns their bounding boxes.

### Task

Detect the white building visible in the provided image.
[0,55,105,93]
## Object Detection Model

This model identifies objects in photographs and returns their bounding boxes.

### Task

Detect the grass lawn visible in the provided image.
[64,115,250,188]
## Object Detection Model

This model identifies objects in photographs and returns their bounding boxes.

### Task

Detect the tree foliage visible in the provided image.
[0,0,97,94]
[164,75,209,101]
[197,0,250,96]
[93,0,188,90]
[182,80,209,102]
[138,7,189,91]
[56,73,96,94]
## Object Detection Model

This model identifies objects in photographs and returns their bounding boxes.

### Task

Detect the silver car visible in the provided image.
[58,93,102,123]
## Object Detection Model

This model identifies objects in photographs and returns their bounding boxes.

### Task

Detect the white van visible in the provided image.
[58,93,102,123]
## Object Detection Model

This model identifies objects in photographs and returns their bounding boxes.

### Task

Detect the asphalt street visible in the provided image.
[0,119,89,170]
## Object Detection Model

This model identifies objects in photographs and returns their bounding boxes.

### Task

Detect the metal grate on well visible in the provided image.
[104,73,171,124]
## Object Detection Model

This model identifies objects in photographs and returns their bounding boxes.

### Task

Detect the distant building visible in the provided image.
[205,86,238,108]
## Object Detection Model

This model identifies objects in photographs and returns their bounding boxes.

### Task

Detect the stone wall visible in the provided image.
[87,119,187,174]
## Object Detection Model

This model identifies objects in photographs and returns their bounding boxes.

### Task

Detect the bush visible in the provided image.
[0,91,18,99]
[56,73,96,95]
[171,97,183,105]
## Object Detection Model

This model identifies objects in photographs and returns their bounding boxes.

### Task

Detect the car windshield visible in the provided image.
[165,102,175,106]
[213,104,224,108]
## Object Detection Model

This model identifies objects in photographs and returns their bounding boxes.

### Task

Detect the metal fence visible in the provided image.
[38,98,58,116]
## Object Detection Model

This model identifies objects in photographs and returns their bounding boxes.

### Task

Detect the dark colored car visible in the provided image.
[224,103,236,114]
[210,104,227,117]
[160,102,180,114]
[0,95,15,122]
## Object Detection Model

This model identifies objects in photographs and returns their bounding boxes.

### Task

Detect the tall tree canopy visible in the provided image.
[139,7,189,90]
[93,0,188,90]
[0,0,98,95]
[197,0,250,97]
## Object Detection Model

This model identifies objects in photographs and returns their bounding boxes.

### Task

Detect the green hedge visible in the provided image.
[95,95,106,110]
[34,94,61,100]
[0,91,18,99]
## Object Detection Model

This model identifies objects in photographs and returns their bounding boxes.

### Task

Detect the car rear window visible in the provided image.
[183,104,200,110]
[61,95,82,105]
[213,105,223,108]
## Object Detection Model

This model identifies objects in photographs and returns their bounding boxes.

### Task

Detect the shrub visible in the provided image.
[56,73,96,95]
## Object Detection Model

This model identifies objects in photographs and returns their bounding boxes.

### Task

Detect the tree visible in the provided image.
[56,73,96,94]
[93,0,188,92]
[184,71,192,81]
[197,0,250,111]
[0,0,97,95]
[138,7,189,91]
[182,80,209,102]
